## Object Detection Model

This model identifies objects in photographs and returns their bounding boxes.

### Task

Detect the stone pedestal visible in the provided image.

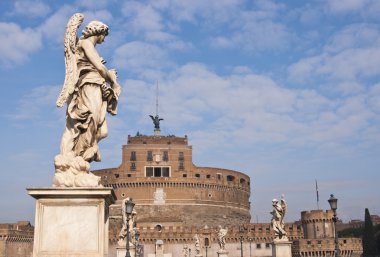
[27,187,115,257]
[217,250,229,257]
[272,239,292,257]
[116,245,136,257]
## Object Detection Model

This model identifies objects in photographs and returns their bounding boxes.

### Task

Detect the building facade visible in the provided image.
[0,221,34,257]
[293,210,362,257]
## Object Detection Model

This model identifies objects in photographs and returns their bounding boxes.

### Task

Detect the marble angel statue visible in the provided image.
[53,13,121,187]
[182,245,190,257]
[194,233,201,255]
[271,196,287,240]
[217,225,228,251]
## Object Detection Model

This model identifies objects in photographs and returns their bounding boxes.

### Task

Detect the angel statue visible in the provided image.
[149,114,163,130]
[194,234,201,255]
[53,13,121,187]
[270,196,287,240]
[217,225,228,252]
[182,245,190,257]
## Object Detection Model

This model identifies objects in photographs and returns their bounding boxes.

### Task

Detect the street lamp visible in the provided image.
[239,226,245,257]
[125,198,135,257]
[248,238,253,257]
[204,237,209,257]
[328,194,340,257]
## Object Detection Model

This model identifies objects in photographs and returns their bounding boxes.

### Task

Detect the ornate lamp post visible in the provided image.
[328,194,340,257]
[125,198,135,257]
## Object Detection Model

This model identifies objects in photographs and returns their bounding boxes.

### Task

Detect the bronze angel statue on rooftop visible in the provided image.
[53,13,121,187]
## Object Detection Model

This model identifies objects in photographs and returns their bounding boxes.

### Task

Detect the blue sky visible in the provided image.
[1,0,380,224]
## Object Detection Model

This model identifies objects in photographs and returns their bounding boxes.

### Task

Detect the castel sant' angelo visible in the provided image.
[91,118,362,257]
[92,118,254,255]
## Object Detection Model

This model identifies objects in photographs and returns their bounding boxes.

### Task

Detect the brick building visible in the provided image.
[0,221,33,257]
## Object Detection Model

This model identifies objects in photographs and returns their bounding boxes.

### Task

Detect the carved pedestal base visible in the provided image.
[28,187,115,257]
[217,250,229,257]
[272,239,292,257]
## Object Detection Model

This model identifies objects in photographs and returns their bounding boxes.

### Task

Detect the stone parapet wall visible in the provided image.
[292,238,362,257]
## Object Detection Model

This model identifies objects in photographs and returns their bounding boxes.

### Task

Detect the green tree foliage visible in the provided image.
[338,227,363,238]
[375,224,380,255]
[362,208,378,257]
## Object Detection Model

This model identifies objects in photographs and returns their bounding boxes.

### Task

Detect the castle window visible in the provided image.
[115,174,119,178]
[147,151,153,161]
[265,243,270,248]
[179,161,184,170]
[145,166,171,177]
[256,243,261,249]
[206,174,211,179]
[154,167,161,177]
[130,162,136,170]
[127,174,131,177]
[183,174,187,178]
[146,167,153,177]
[178,152,184,161]
[155,224,162,232]
[163,151,169,161]
[130,151,136,161]
[162,167,170,177]
[195,173,200,178]
[227,175,235,182]
[217,174,222,180]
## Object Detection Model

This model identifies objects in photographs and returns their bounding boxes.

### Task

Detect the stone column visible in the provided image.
[28,187,115,257]
[272,239,292,257]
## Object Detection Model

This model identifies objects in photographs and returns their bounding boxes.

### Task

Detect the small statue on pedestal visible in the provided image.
[271,196,287,240]
[217,225,228,252]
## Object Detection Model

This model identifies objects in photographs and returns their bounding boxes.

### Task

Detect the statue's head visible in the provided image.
[272,198,278,204]
[82,21,109,38]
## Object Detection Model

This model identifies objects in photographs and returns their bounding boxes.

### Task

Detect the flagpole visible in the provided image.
[315,180,320,210]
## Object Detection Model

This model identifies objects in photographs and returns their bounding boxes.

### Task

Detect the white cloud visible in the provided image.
[9,85,60,121]
[324,24,380,53]
[327,0,370,14]
[152,0,244,24]
[12,0,51,18]
[75,0,109,10]
[208,2,292,52]
[37,6,76,45]
[113,41,170,77]
[0,22,42,66]
[120,62,380,157]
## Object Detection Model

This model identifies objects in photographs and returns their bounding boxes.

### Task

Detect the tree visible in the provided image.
[362,208,378,257]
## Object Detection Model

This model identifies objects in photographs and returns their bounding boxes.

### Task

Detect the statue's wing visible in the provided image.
[281,198,287,217]
[56,13,84,107]
[149,115,154,120]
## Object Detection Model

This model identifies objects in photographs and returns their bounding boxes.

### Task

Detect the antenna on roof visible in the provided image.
[149,80,164,136]
[156,80,159,116]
